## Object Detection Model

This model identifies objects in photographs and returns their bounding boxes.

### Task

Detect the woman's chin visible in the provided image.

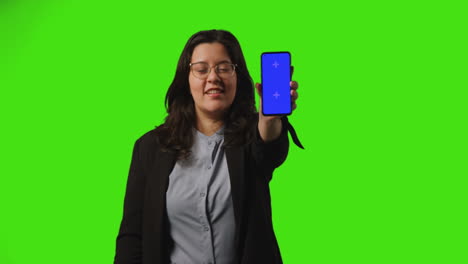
[199,105,229,117]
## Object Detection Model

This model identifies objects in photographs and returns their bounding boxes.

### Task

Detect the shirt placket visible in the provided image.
[198,136,216,264]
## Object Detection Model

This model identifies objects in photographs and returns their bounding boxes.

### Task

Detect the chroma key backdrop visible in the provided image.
[1,0,466,263]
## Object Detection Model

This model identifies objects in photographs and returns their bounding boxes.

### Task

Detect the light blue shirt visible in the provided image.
[166,126,235,264]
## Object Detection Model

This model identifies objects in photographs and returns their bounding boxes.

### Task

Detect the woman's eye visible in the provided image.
[218,66,230,72]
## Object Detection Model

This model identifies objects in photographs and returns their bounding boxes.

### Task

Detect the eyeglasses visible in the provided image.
[189,62,237,79]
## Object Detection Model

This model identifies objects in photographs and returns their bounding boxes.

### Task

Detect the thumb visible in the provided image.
[255,83,262,97]
[255,83,263,114]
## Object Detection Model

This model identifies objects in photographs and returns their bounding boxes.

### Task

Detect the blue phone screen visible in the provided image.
[261,52,291,115]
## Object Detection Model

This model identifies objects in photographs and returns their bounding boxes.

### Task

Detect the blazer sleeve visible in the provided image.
[251,116,304,181]
[114,138,145,264]
[251,117,288,179]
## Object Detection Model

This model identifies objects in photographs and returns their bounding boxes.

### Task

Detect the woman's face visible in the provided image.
[189,42,237,120]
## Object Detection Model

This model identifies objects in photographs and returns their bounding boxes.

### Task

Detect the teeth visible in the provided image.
[207,89,222,94]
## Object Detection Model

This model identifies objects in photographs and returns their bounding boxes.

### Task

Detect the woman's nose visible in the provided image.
[206,67,221,82]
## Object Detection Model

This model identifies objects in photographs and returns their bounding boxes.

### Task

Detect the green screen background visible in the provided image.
[1,0,466,263]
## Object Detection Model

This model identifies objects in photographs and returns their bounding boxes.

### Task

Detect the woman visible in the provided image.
[114,29,303,264]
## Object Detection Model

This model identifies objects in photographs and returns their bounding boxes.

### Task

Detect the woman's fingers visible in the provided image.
[291,89,298,101]
[290,81,298,90]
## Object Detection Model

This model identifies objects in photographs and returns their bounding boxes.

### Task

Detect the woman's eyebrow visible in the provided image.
[191,59,232,64]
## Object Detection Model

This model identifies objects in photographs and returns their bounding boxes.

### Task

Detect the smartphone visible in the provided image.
[261,52,291,116]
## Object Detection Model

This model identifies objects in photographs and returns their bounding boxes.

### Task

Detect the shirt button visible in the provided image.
[208,166,211,169]
[200,192,206,197]
[204,227,209,232]
[208,141,212,145]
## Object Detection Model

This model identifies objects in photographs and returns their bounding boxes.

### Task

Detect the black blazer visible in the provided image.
[114,117,303,264]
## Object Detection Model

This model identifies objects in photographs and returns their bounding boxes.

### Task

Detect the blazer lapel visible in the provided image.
[148,149,176,197]
[144,148,176,262]
[225,145,246,251]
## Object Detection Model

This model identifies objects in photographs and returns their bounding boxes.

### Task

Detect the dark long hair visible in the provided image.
[155,29,257,159]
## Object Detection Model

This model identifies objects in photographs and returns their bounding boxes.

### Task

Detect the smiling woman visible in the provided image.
[114,29,302,264]
[188,42,238,131]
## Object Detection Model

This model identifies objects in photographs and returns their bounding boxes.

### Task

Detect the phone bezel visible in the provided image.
[260,51,292,116]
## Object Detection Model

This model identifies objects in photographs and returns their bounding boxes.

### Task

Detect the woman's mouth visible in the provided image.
[205,88,224,96]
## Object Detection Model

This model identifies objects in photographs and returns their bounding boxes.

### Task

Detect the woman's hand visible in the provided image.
[255,74,299,142]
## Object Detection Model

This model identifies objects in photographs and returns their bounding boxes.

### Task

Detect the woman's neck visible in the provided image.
[195,113,225,136]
